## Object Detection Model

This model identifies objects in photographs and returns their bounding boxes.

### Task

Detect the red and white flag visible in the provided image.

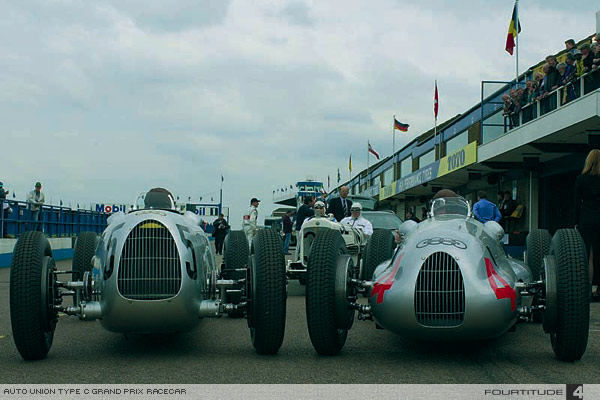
[434,81,439,120]
[368,141,380,160]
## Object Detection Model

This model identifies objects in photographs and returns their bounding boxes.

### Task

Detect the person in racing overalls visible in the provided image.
[340,202,373,236]
[243,197,260,245]
[300,201,335,228]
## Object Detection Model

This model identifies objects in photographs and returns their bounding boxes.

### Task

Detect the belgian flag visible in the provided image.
[505,3,521,55]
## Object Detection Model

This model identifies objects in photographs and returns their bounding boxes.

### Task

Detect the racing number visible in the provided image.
[567,384,584,400]
[446,149,466,172]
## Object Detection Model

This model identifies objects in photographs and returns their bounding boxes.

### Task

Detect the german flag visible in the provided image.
[505,3,521,55]
[394,118,409,132]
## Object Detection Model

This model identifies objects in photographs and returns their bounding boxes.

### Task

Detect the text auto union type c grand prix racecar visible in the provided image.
[291,196,590,361]
[9,188,286,360]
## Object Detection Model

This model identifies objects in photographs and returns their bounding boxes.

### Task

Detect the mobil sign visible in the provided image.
[96,204,128,213]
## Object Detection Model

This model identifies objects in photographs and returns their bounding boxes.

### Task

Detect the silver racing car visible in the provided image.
[300,196,590,361]
[9,188,286,360]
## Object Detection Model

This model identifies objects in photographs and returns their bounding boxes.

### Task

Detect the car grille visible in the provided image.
[117,220,182,300]
[414,251,465,327]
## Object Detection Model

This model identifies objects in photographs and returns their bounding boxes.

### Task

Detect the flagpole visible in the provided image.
[434,80,438,160]
[219,173,223,216]
[367,142,370,188]
[392,115,396,155]
[515,0,519,85]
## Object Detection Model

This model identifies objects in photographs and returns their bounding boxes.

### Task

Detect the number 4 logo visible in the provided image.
[567,384,583,400]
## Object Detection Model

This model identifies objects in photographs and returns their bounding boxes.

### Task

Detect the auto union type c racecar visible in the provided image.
[287,213,394,285]
[9,188,286,360]
[300,196,590,361]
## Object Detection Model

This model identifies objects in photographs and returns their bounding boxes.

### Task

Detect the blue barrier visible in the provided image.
[1,199,108,239]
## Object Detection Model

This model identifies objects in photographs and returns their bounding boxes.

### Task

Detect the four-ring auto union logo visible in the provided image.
[416,237,467,249]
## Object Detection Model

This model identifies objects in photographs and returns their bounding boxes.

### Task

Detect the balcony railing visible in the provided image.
[482,68,600,143]
[1,199,108,239]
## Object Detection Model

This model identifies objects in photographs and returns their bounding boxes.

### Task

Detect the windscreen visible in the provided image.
[431,197,470,217]
[362,212,403,230]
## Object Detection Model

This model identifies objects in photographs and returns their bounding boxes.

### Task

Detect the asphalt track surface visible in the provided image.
[0,253,599,384]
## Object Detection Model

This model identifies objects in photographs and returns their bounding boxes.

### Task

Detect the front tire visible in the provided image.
[362,229,395,280]
[306,229,354,355]
[223,230,249,318]
[548,229,589,361]
[248,230,286,355]
[10,232,58,360]
[526,229,551,280]
[72,231,98,281]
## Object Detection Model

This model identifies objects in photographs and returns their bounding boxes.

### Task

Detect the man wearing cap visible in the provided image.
[340,202,373,236]
[243,197,260,245]
[27,182,45,232]
[0,182,11,237]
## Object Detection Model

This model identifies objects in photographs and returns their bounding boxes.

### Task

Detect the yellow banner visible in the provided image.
[379,181,396,201]
[437,142,477,178]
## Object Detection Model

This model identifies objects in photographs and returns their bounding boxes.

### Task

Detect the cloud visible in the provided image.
[0,0,597,227]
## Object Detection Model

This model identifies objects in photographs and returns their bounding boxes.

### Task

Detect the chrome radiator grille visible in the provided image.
[414,251,465,327]
[117,220,182,300]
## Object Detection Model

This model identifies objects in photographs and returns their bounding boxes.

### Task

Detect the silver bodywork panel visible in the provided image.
[91,210,215,333]
[369,211,531,341]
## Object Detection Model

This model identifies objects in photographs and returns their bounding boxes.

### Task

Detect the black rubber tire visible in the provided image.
[72,231,98,281]
[548,229,590,361]
[224,230,249,272]
[249,229,286,355]
[526,229,551,280]
[223,231,249,317]
[362,229,395,280]
[10,231,57,360]
[306,229,349,355]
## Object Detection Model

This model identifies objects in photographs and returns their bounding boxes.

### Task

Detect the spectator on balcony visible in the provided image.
[592,43,600,70]
[1,182,11,238]
[565,39,577,55]
[563,55,579,102]
[510,89,522,127]
[537,64,550,100]
[27,182,45,232]
[526,80,539,104]
[581,44,593,73]
[501,93,515,128]
[545,55,561,92]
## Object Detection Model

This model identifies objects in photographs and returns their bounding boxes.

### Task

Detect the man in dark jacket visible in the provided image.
[328,185,353,223]
[295,196,315,233]
[212,213,229,255]
[282,210,293,255]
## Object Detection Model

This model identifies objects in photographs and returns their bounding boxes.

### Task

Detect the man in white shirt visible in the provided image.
[27,181,45,232]
[242,197,260,245]
[340,202,373,236]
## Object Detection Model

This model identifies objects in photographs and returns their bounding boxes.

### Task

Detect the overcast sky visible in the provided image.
[1,0,598,228]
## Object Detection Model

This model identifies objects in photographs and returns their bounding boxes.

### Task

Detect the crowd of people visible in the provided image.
[503,36,600,128]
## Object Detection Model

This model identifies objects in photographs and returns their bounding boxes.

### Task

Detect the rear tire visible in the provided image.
[548,229,589,361]
[10,232,58,360]
[72,231,98,281]
[306,229,351,355]
[526,229,551,280]
[362,229,395,280]
[248,230,286,355]
[223,230,249,317]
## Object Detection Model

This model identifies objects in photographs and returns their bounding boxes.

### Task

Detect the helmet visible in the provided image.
[350,202,362,211]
